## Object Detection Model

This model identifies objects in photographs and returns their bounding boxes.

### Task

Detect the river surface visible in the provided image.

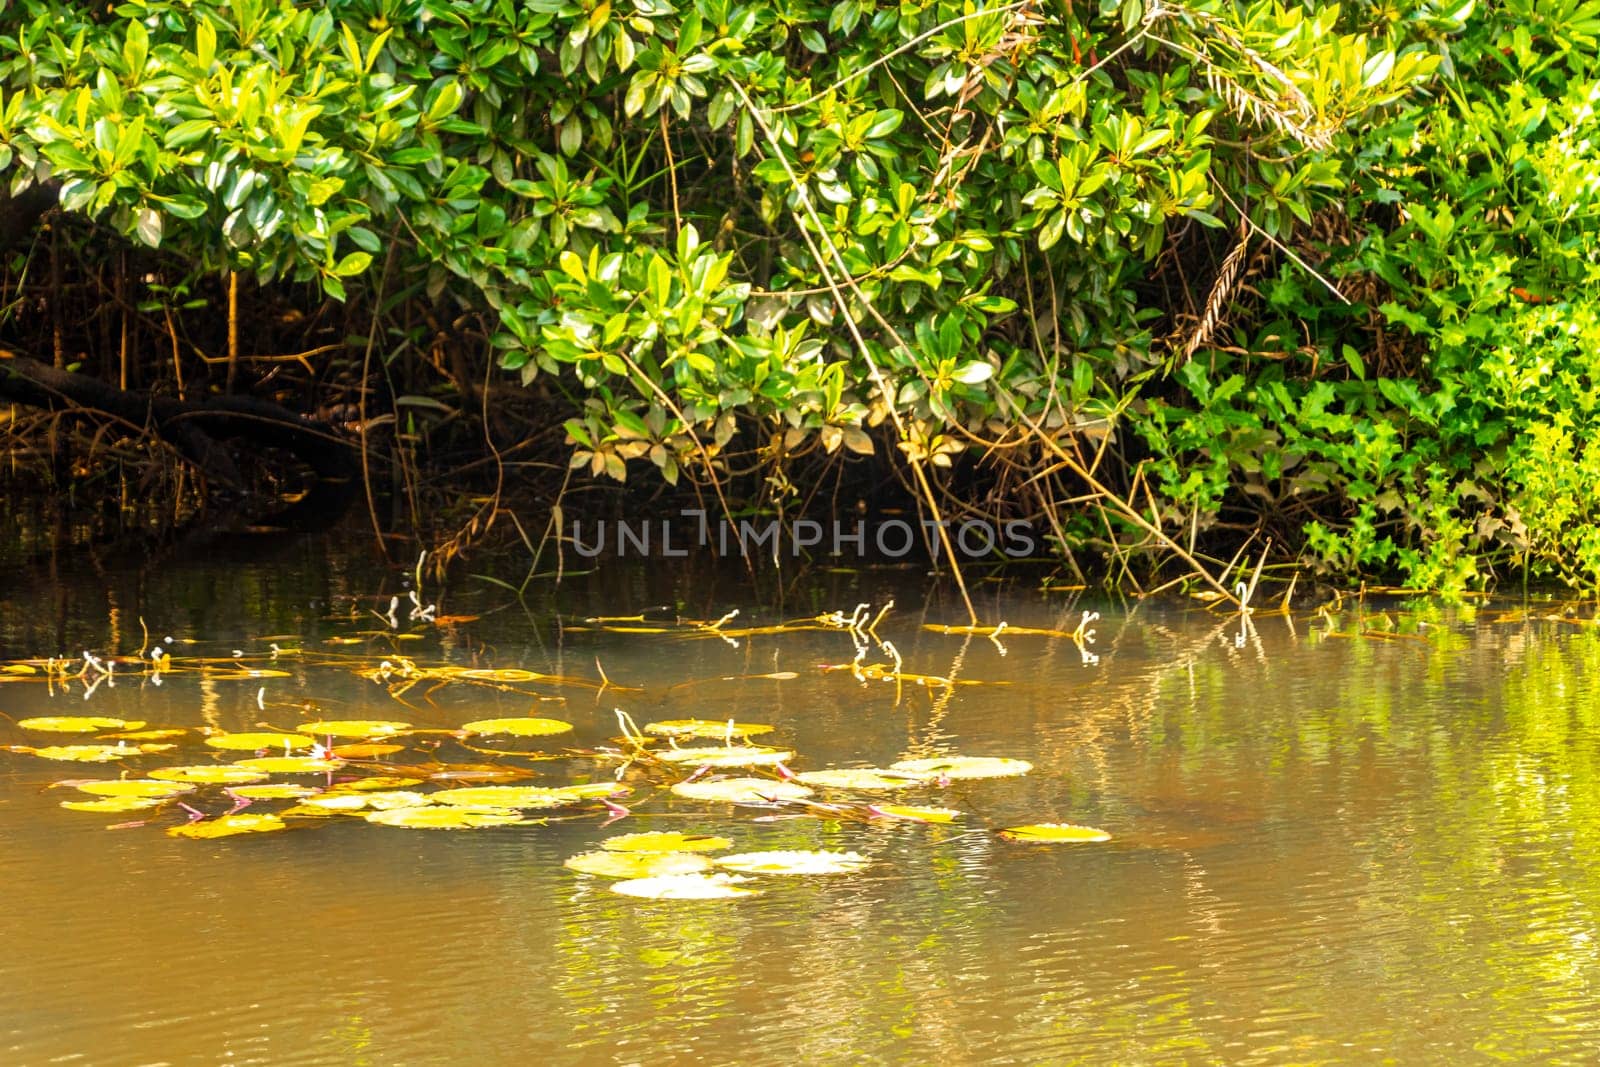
[2,532,1599,1065]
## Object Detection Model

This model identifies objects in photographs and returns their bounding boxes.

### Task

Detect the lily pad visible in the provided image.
[75,779,194,799]
[235,756,346,775]
[331,742,407,758]
[364,805,523,829]
[228,783,320,800]
[654,746,794,768]
[715,850,870,875]
[432,786,582,809]
[795,768,924,790]
[670,777,814,805]
[564,851,713,878]
[889,756,1033,780]
[204,732,313,752]
[60,795,168,813]
[336,775,426,791]
[295,719,411,738]
[461,717,573,737]
[600,831,732,853]
[643,719,774,739]
[150,765,269,785]
[168,813,287,839]
[29,745,129,762]
[551,782,629,800]
[998,823,1112,843]
[103,728,189,741]
[868,804,963,823]
[18,716,145,733]
[610,873,761,899]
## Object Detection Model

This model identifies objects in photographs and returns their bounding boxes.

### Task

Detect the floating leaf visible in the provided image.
[204,732,313,751]
[715,850,870,875]
[364,805,522,829]
[28,745,129,762]
[565,851,713,878]
[461,717,573,737]
[235,756,345,775]
[229,783,319,800]
[168,813,287,839]
[2,663,39,675]
[796,768,924,790]
[610,873,761,899]
[61,796,167,813]
[998,823,1112,843]
[150,765,269,785]
[296,719,411,738]
[551,782,629,800]
[427,765,531,783]
[457,668,546,682]
[654,746,794,768]
[337,775,426,790]
[286,794,370,815]
[869,804,962,823]
[670,777,813,804]
[644,719,774,739]
[75,778,194,799]
[889,756,1033,780]
[433,786,582,809]
[331,742,406,758]
[601,831,731,853]
[103,728,189,741]
[18,716,144,733]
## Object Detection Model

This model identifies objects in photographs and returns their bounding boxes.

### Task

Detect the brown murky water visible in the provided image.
[3,535,1600,1064]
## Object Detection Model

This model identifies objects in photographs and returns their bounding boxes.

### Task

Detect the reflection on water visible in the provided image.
[4,539,1600,1064]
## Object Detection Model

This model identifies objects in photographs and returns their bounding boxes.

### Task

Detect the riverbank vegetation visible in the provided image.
[0,0,1596,596]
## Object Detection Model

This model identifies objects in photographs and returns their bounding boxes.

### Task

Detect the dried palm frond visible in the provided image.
[1184,235,1251,360]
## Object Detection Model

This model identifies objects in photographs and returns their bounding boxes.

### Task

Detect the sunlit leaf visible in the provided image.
[461,717,574,737]
[168,813,287,839]
[427,764,532,783]
[654,746,793,768]
[336,775,426,790]
[204,732,313,751]
[890,756,1033,780]
[670,777,813,804]
[150,764,270,785]
[796,768,924,790]
[364,805,523,829]
[432,786,583,809]
[60,795,167,813]
[998,823,1112,843]
[716,850,869,875]
[331,743,407,758]
[644,719,774,739]
[869,804,962,823]
[551,782,629,800]
[601,831,731,853]
[103,728,189,740]
[296,719,411,738]
[564,851,713,878]
[18,716,145,733]
[28,745,129,762]
[235,756,345,774]
[74,778,194,799]
[228,783,320,800]
[610,873,761,899]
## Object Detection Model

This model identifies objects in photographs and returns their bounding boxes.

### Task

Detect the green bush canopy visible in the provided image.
[2,0,1598,593]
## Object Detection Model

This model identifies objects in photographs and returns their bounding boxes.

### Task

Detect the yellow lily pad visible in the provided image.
[331,742,406,758]
[228,783,320,800]
[60,796,169,813]
[150,765,269,785]
[103,728,189,741]
[295,719,411,738]
[610,873,761,899]
[364,805,522,829]
[18,716,145,733]
[643,719,775,739]
[204,732,313,751]
[432,786,582,809]
[168,813,287,839]
[461,717,573,737]
[998,823,1112,843]
[869,804,963,823]
[28,745,129,762]
[795,768,924,790]
[654,746,794,768]
[335,775,426,791]
[715,850,869,875]
[75,779,194,799]
[601,831,731,853]
[564,851,713,878]
[670,777,813,804]
[2,663,38,675]
[235,756,345,775]
[889,756,1033,780]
